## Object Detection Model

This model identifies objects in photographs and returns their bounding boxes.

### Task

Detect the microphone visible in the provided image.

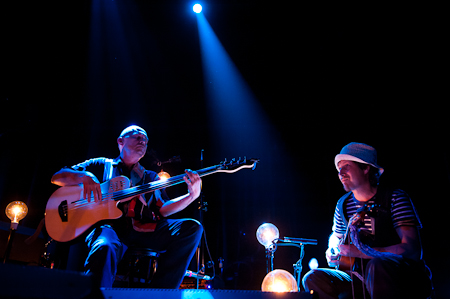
[185,270,212,281]
[279,237,318,245]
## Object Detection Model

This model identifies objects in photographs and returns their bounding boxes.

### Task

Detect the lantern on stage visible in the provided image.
[3,201,28,263]
[261,269,298,292]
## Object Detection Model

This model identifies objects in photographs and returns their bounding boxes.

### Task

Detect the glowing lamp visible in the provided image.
[158,170,171,181]
[256,223,279,248]
[193,4,202,13]
[257,223,279,273]
[3,201,28,263]
[5,201,28,229]
[261,269,298,292]
[308,258,319,270]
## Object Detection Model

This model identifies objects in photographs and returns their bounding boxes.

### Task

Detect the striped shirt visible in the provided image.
[332,189,422,236]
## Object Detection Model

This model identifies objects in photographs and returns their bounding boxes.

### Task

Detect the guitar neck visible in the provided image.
[342,223,351,245]
[110,158,258,202]
[111,165,219,202]
[151,165,220,190]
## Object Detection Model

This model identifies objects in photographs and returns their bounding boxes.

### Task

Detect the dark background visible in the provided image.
[1,1,448,297]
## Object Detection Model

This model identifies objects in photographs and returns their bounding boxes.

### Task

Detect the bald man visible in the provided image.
[51,125,203,288]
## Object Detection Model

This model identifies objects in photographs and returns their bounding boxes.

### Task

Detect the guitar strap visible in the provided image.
[103,158,114,182]
[337,192,352,230]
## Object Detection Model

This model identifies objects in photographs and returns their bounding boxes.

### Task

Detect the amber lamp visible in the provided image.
[158,170,171,181]
[3,201,28,263]
[261,269,298,292]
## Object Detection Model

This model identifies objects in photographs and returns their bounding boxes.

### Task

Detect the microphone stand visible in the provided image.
[195,149,206,289]
[274,237,318,291]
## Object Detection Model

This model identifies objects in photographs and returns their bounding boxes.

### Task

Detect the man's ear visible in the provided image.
[363,165,371,175]
[117,137,124,150]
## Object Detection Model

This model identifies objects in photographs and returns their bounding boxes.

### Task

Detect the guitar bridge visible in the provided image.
[58,200,68,222]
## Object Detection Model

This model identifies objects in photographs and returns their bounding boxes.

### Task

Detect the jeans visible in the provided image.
[302,256,432,299]
[84,218,203,288]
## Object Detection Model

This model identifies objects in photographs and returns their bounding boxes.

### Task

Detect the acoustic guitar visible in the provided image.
[334,203,379,271]
[45,158,258,242]
[334,210,364,271]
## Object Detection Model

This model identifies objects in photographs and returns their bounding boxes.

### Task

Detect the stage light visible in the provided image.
[256,223,279,248]
[261,269,298,292]
[308,258,319,270]
[158,170,171,181]
[3,201,28,263]
[193,4,202,13]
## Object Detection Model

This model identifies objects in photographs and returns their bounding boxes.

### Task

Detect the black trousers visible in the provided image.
[302,256,431,299]
[84,218,203,288]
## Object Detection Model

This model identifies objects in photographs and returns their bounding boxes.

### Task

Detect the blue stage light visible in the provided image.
[308,258,319,270]
[193,4,202,13]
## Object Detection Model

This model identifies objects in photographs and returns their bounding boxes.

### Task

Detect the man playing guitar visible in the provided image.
[50,125,203,288]
[302,142,432,299]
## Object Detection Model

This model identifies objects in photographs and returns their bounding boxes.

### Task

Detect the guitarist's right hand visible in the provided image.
[52,169,102,202]
[81,174,102,202]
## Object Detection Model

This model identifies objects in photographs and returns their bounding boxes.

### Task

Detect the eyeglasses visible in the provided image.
[124,133,148,145]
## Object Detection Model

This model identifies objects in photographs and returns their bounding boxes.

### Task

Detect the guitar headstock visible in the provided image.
[216,157,259,173]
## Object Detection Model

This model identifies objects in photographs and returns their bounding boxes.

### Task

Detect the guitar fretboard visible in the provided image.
[110,165,219,202]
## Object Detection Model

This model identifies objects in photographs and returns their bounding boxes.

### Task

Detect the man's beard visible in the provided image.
[342,182,352,192]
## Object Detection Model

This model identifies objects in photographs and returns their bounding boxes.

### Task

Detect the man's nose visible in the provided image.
[138,137,147,144]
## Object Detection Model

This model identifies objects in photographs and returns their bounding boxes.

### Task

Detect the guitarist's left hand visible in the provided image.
[183,169,202,200]
[326,247,340,267]
[160,170,202,217]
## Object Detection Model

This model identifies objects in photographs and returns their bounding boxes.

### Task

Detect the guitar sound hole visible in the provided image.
[58,200,68,222]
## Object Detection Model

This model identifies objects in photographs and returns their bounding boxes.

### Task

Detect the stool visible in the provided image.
[124,248,164,288]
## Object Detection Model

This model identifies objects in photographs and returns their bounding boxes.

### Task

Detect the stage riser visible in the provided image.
[0,263,315,299]
[101,288,315,299]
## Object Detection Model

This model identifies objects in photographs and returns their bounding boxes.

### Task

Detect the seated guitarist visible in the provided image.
[50,125,203,288]
[302,142,432,299]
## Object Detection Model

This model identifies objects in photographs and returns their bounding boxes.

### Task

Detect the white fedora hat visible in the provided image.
[335,142,384,176]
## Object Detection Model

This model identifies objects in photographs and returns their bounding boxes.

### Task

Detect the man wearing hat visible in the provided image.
[51,125,203,289]
[302,142,432,299]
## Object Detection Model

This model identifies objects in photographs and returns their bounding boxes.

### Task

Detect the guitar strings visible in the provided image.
[67,168,217,211]
[67,177,188,211]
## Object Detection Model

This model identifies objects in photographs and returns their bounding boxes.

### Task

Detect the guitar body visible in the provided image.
[45,176,130,242]
[336,256,355,272]
[335,210,366,272]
